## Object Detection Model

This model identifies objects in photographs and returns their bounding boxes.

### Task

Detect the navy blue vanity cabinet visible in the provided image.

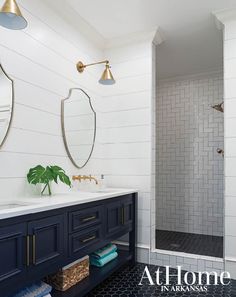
[122,198,134,228]
[106,195,134,239]
[69,205,102,233]
[0,223,27,283]
[106,200,123,238]
[68,205,104,261]
[69,224,103,259]
[28,214,65,269]
[0,192,137,297]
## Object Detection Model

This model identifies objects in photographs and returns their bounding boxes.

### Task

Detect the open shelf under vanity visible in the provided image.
[52,249,132,297]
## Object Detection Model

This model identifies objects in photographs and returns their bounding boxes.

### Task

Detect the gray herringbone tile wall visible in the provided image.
[156,72,224,236]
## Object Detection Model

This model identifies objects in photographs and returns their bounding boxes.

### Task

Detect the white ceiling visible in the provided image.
[48,0,236,78]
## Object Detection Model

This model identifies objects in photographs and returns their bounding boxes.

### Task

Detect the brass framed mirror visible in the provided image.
[0,63,14,148]
[61,88,96,169]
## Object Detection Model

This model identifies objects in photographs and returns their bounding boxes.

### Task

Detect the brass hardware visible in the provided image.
[99,64,115,85]
[82,215,96,222]
[26,235,30,267]
[77,60,109,73]
[72,175,98,185]
[212,102,224,113]
[121,207,125,225]
[76,61,85,73]
[217,148,224,157]
[0,0,28,30]
[32,235,36,265]
[81,235,96,243]
[76,60,115,85]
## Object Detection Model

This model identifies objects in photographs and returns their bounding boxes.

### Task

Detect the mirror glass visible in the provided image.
[0,64,13,147]
[62,88,96,168]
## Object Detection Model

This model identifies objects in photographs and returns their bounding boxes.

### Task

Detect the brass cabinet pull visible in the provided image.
[32,235,36,265]
[82,215,96,222]
[26,235,30,267]
[81,235,96,243]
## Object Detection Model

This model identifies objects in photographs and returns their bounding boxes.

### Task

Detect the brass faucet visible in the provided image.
[72,175,98,185]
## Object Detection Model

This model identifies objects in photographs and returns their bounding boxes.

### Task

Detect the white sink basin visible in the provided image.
[78,188,119,194]
[92,189,118,193]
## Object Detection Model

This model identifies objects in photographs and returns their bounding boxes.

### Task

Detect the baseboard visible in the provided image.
[112,240,150,264]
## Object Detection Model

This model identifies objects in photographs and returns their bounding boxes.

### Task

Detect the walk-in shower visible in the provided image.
[155,73,224,258]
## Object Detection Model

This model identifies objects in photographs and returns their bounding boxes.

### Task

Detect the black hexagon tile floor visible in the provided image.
[86,263,236,297]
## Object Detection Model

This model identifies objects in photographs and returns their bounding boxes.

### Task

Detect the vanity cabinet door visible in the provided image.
[122,198,134,228]
[0,223,27,284]
[105,200,122,238]
[105,196,134,239]
[28,214,65,270]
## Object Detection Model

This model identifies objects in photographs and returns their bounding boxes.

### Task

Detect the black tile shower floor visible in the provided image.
[87,263,236,297]
[156,230,223,258]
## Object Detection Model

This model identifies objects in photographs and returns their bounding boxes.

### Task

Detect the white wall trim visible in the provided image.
[113,240,150,250]
[153,28,165,46]
[158,69,223,83]
[105,28,164,49]
[213,8,236,26]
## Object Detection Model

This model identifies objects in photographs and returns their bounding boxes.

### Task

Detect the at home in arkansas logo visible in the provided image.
[139,266,231,293]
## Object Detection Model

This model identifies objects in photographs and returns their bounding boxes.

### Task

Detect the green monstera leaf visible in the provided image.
[27,165,52,185]
[27,165,71,195]
[50,165,71,187]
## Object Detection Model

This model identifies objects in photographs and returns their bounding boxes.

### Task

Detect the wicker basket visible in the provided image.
[45,256,89,291]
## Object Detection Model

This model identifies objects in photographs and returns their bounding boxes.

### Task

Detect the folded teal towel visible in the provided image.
[91,243,117,259]
[90,251,118,267]
[10,281,52,297]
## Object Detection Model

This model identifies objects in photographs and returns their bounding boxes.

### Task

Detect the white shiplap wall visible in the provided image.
[0,0,104,198]
[0,0,156,262]
[99,41,154,247]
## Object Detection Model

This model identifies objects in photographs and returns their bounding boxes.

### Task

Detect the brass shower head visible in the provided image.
[212,102,224,113]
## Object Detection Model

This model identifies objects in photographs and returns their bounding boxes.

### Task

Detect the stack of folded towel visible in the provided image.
[90,243,118,267]
[11,281,52,297]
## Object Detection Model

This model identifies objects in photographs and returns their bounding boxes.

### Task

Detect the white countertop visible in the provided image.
[0,188,137,220]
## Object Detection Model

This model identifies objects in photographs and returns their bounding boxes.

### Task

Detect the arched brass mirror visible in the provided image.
[0,64,13,148]
[61,88,96,169]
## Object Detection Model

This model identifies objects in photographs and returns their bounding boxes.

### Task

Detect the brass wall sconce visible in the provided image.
[0,0,27,30]
[76,60,115,85]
